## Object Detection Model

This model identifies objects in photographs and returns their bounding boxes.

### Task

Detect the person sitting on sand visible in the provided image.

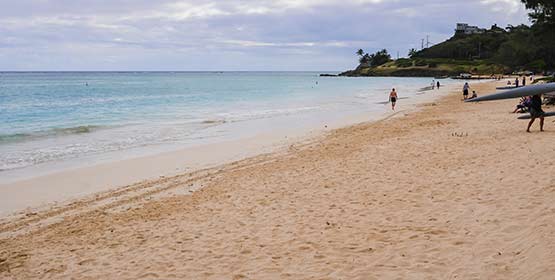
[512,96,530,114]
[462,82,470,100]
[389,88,398,111]
[526,94,545,132]
[468,91,478,100]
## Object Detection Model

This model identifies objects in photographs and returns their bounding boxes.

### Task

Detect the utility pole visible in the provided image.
[421,38,424,50]
[397,51,399,59]
[426,35,430,48]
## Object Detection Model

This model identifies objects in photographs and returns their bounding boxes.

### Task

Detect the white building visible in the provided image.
[455,23,485,35]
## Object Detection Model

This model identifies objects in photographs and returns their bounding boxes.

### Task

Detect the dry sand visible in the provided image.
[1,80,555,279]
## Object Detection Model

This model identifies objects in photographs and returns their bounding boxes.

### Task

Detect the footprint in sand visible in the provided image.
[77,259,95,266]
[139,272,159,278]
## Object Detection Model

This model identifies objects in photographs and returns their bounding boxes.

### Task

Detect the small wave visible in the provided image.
[52,125,102,134]
[216,106,320,123]
[0,125,105,144]
[201,119,227,125]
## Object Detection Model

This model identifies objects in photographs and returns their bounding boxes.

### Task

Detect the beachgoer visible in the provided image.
[463,82,470,100]
[513,96,530,113]
[515,77,519,87]
[431,80,435,90]
[469,91,478,99]
[522,77,526,86]
[436,81,440,89]
[526,94,545,132]
[389,88,398,110]
[513,96,530,114]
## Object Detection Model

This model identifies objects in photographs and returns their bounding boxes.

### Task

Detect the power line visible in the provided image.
[420,35,434,50]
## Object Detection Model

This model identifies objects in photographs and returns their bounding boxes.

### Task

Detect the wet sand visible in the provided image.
[1,80,554,279]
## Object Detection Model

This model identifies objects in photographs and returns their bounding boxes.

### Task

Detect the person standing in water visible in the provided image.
[389,88,398,111]
[436,81,441,89]
[526,94,545,132]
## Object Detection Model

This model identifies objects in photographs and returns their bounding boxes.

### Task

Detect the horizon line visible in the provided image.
[0,70,342,73]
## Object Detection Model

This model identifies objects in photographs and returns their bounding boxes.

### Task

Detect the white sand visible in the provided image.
[3,80,554,279]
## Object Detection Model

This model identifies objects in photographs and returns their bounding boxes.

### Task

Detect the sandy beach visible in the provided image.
[0,81,455,217]
[1,80,554,279]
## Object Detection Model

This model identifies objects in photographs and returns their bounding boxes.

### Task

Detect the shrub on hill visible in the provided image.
[395,58,413,68]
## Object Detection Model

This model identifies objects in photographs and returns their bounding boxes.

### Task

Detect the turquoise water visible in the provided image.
[0,72,459,171]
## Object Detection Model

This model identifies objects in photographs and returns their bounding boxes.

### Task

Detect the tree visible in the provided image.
[359,53,371,65]
[521,0,555,68]
[521,0,554,25]
[408,48,418,58]
[369,49,391,67]
[356,49,365,57]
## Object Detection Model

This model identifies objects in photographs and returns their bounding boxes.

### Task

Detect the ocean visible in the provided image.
[0,72,461,174]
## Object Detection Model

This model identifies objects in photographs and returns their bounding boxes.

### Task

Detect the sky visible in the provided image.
[0,0,531,71]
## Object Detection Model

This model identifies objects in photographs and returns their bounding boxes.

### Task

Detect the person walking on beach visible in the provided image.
[522,76,526,86]
[389,88,398,111]
[463,82,470,100]
[515,77,519,87]
[436,81,440,89]
[526,94,545,132]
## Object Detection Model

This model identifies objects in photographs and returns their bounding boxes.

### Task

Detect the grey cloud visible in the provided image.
[0,0,529,70]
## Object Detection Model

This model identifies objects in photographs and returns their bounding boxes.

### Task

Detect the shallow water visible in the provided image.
[0,72,458,172]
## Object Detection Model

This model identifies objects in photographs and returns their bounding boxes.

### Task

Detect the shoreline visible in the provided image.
[0,82,462,217]
[2,79,555,278]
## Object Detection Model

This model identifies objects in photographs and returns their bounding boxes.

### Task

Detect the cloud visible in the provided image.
[0,0,530,70]
[480,0,524,14]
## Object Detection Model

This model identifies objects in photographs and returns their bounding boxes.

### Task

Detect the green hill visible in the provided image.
[340,57,509,77]
[414,24,548,72]
[340,18,554,77]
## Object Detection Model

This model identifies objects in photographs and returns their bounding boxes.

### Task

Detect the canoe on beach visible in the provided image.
[466,83,555,102]
[517,111,555,119]
[496,86,519,90]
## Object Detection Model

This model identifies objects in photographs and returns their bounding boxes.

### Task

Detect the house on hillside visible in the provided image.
[455,23,486,35]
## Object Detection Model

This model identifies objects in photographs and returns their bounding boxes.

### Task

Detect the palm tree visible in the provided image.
[356,49,365,57]
[359,53,371,64]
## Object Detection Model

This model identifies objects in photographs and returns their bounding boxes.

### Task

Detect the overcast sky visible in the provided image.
[0,0,530,71]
